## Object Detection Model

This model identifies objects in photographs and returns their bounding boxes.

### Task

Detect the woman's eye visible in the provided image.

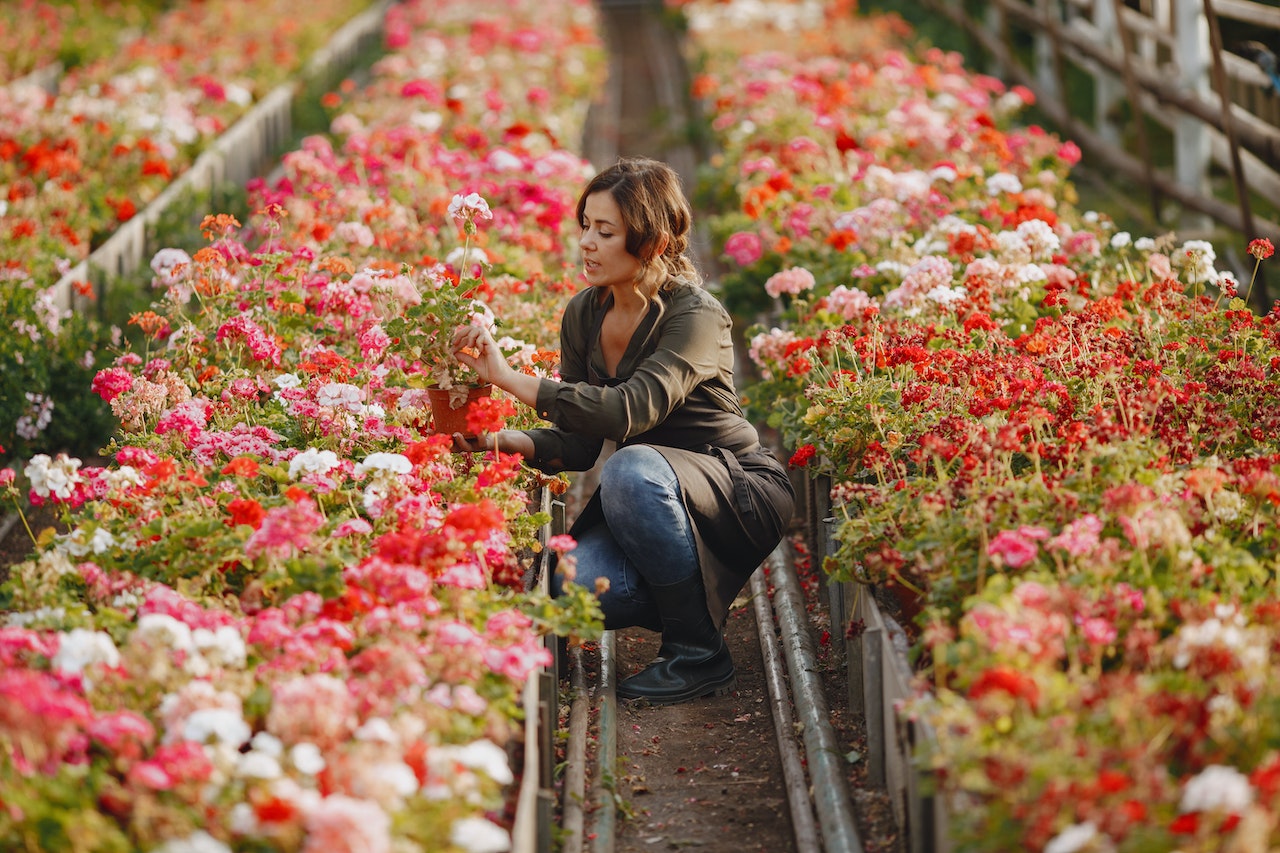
[599,232,612,239]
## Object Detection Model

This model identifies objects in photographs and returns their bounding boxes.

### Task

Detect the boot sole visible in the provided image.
[617,674,737,705]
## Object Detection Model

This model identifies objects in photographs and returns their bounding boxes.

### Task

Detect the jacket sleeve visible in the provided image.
[532,290,726,443]
[520,292,605,472]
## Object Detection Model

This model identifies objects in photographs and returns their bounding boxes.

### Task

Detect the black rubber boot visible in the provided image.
[616,575,735,704]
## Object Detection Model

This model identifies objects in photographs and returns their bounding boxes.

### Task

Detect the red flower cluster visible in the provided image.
[789,443,817,468]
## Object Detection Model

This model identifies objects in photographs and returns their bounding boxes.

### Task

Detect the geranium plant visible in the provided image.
[384,192,501,406]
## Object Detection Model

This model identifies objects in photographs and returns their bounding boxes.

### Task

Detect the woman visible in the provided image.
[451,157,795,705]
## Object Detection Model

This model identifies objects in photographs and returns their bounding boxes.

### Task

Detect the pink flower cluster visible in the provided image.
[216,314,283,367]
[764,265,817,298]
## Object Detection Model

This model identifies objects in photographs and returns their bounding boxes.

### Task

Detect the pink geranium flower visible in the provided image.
[987,528,1040,569]
[724,231,763,266]
[302,794,391,853]
[267,674,355,749]
[215,314,282,366]
[765,266,817,298]
[1048,513,1103,557]
[245,497,326,560]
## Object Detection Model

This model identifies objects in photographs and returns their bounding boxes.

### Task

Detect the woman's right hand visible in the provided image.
[451,324,509,386]
[450,325,543,411]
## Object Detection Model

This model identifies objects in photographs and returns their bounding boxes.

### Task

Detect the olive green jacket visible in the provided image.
[525,283,795,626]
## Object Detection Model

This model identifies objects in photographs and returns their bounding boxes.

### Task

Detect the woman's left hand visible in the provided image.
[451,324,509,385]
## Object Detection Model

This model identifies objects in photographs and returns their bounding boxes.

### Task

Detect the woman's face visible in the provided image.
[579,191,642,290]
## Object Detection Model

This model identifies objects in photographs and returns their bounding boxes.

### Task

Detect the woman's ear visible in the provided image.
[650,234,670,261]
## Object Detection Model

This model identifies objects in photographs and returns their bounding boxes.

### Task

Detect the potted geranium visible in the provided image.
[385,191,502,437]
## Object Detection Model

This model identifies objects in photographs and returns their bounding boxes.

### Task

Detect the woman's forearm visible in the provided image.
[493,366,543,410]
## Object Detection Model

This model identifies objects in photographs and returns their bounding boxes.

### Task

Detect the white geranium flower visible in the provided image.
[237,750,283,780]
[288,447,340,480]
[354,453,412,478]
[985,171,1023,195]
[1180,764,1254,814]
[52,628,120,675]
[1044,821,1109,853]
[192,625,246,669]
[450,816,511,853]
[150,830,233,853]
[290,742,326,775]
[182,708,250,748]
[134,613,195,654]
[25,453,83,500]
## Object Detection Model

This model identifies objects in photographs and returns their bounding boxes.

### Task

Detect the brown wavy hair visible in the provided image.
[575,157,702,299]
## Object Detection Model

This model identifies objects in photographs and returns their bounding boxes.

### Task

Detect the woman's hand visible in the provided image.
[450,325,543,409]
[449,429,536,457]
[451,432,491,453]
[451,324,510,386]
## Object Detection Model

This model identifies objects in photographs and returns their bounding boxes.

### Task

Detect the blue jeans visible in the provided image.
[555,445,701,631]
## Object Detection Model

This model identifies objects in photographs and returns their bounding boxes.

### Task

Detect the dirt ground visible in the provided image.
[607,604,799,853]
[0,500,62,582]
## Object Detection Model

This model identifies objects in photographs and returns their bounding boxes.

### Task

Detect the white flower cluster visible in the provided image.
[288,447,341,480]
[686,0,824,33]
[150,830,233,853]
[1170,604,1267,680]
[52,628,121,676]
[1180,764,1254,814]
[133,613,247,677]
[25,453,83,500]
[354,452,413,478]
[1044,821,1112,853]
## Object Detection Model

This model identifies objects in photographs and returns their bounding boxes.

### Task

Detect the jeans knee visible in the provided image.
[601,444,667,484]
[600,445,676,520]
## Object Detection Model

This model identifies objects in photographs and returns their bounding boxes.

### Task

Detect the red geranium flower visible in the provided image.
[789,444,816,468]
[968,665,1040,710]
[226,498,266,530]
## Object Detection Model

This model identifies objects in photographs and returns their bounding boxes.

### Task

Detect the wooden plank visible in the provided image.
[911,718,953,853]
[880,611,915,835]
[847,585,866,718]
[1213,0,1280,27]
[513,674,544,853]
[1131,83,1280,206]
[1116,3,1176,50]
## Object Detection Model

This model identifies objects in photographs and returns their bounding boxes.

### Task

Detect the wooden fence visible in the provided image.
[922,0,1280,312]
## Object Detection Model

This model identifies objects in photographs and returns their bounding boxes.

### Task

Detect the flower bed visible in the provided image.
[679,1,1280,850]
[0,1,171,85]
[1,0,381,460]
[0,1,607,850]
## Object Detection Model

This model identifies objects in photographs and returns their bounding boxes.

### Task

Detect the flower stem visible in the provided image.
[12,501,36,546]
[1243,258,1262,308]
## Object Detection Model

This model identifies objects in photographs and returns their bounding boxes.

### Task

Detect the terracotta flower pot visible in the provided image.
[426,383,493,438]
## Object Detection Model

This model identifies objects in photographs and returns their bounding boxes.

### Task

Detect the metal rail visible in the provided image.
[561,644,590,853]
[750,568,824,853]
[591,632,618,853]
[767,545,865,853]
